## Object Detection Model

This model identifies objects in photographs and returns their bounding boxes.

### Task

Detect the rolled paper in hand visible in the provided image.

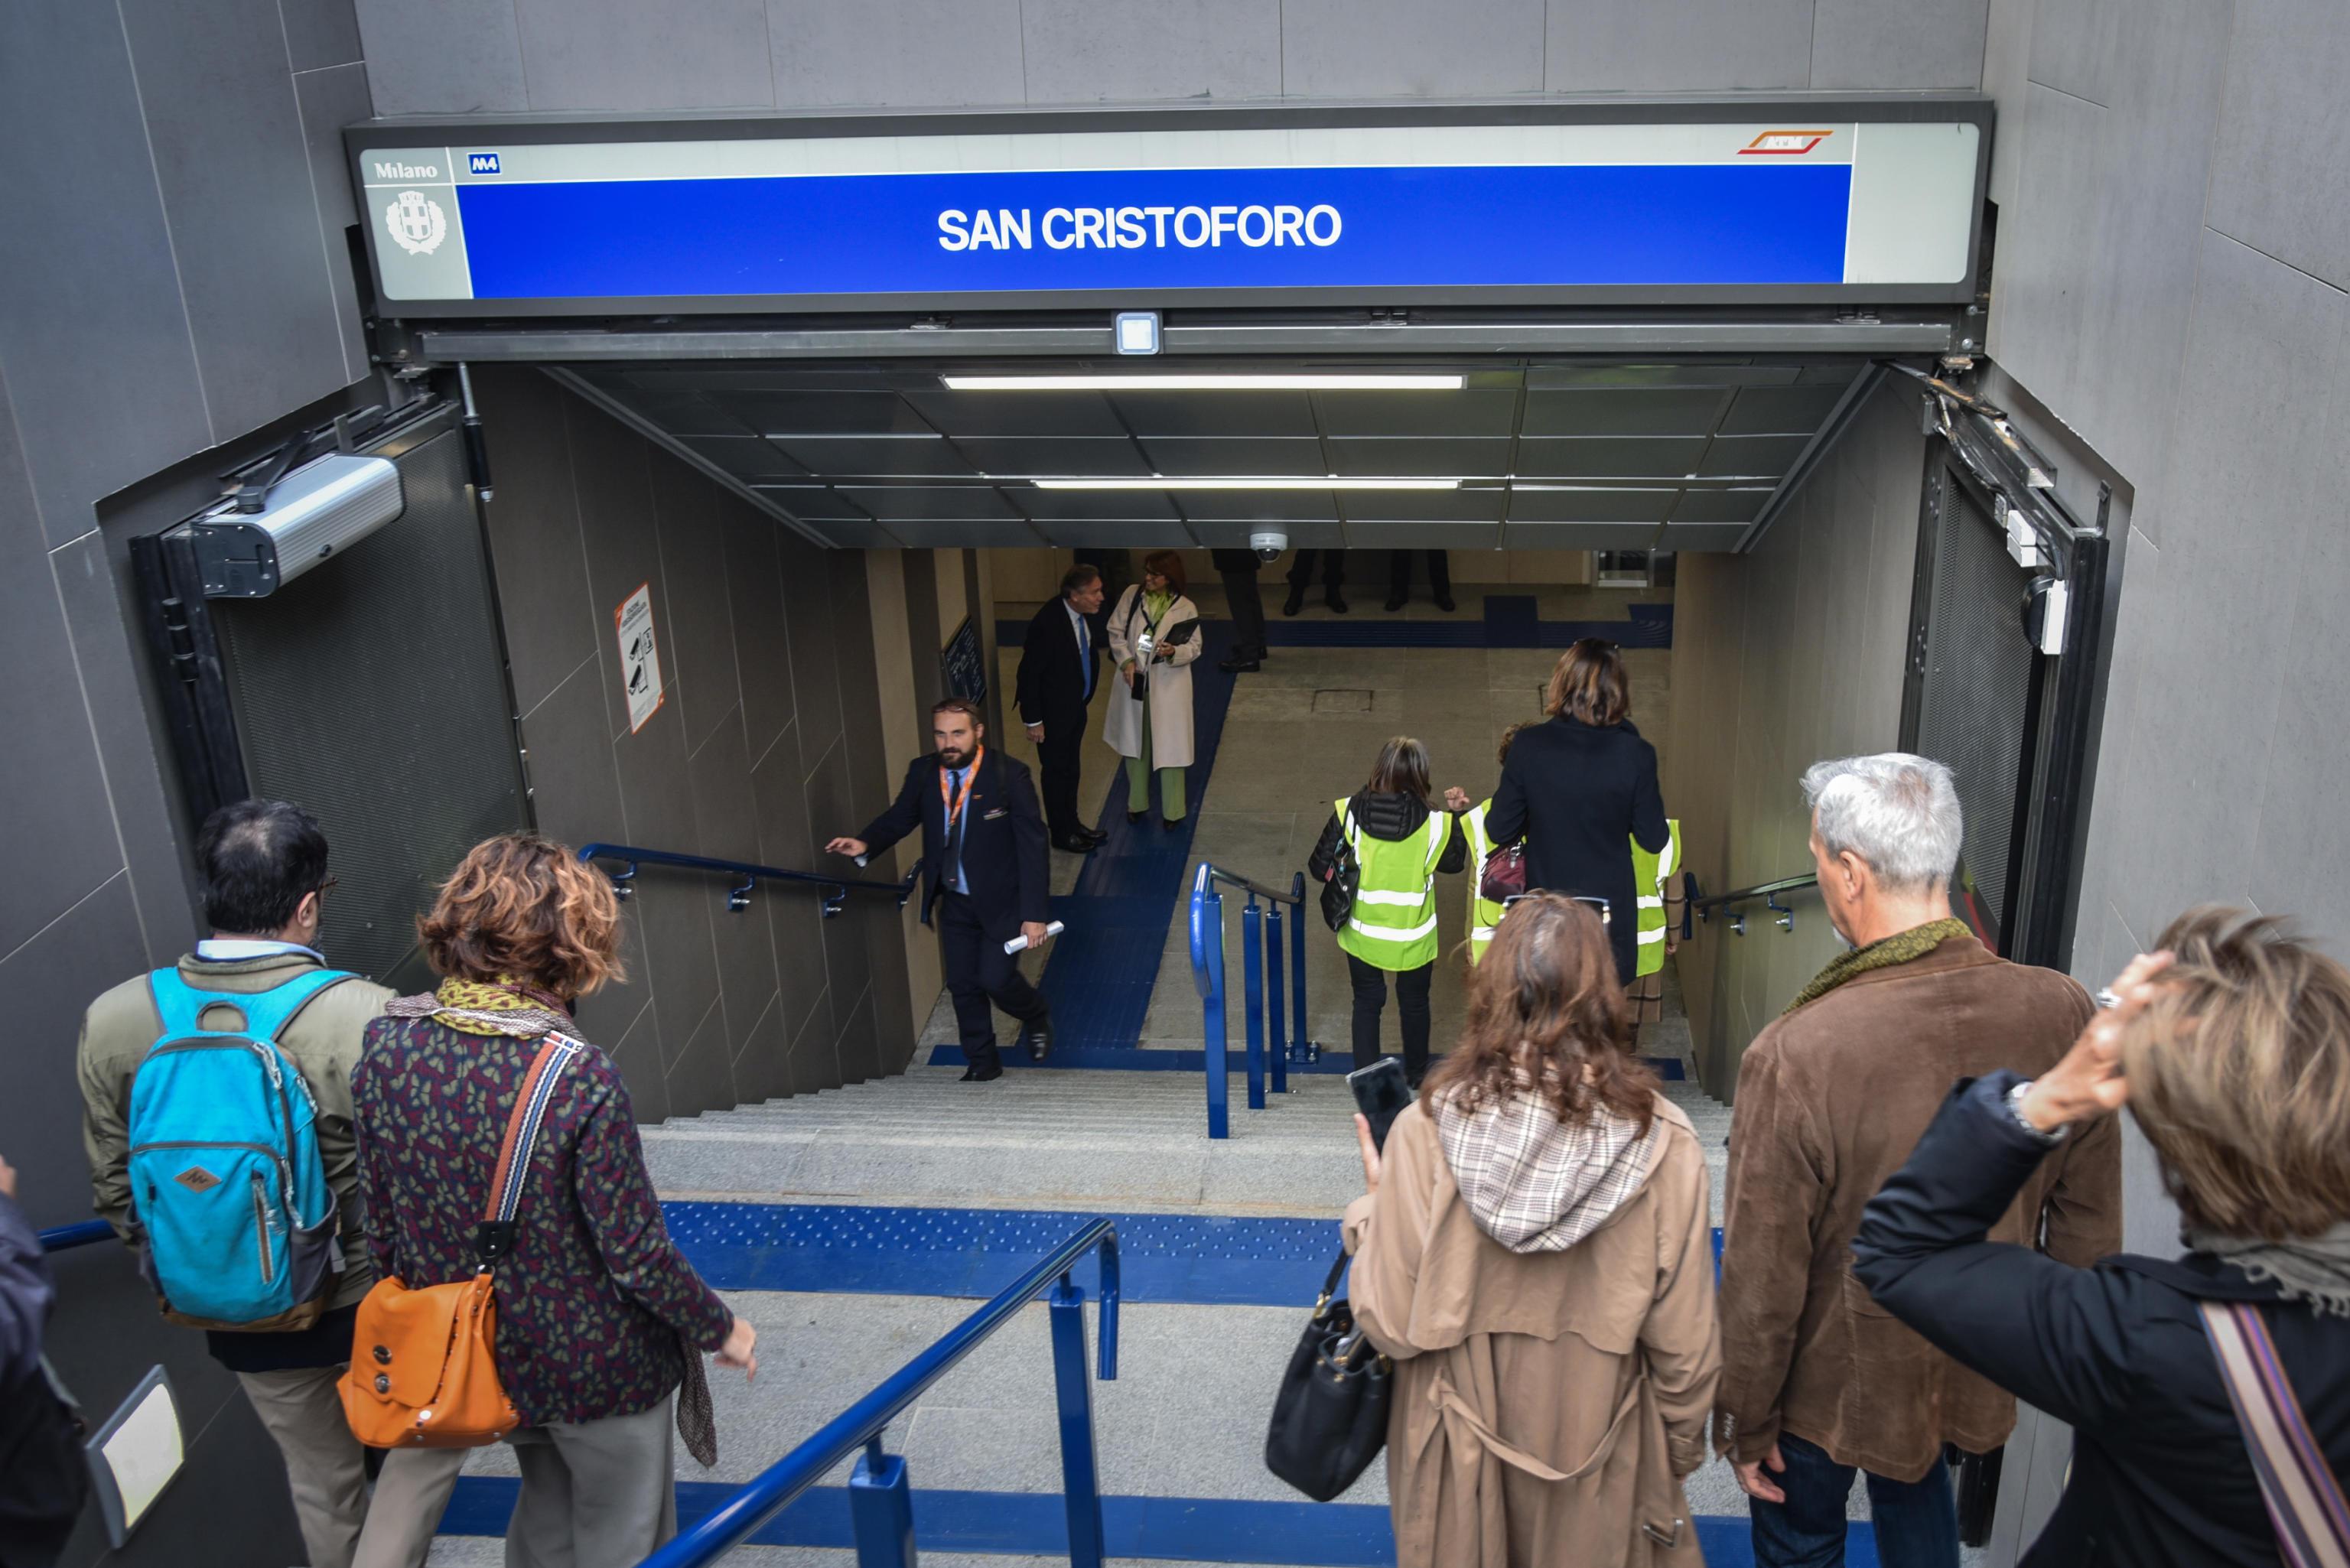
[1003,921,1067,955]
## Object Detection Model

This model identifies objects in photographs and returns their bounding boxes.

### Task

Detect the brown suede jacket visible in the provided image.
[1712,932,2120,1482]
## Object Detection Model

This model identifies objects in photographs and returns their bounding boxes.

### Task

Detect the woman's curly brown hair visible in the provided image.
[1420,892,1655,1131]
[419,833,624,998]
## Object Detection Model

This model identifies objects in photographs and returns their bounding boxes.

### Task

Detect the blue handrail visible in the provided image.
[1189,865,1315,1138]
[637,1218,1121,1568]
[40,1220,113,1252]
[578,843,921,921]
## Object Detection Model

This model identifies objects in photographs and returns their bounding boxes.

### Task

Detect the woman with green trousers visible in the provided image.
[1103,550,1203,829]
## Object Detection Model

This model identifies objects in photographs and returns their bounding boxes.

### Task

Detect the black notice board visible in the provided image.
[942,616,987,706]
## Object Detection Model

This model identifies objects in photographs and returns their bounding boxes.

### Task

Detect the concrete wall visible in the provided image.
[1662,382,1924,1095]
[356,0,1988,115]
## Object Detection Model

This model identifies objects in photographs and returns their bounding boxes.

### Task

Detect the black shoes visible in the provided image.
[1163,816,1184,831]
[1018,1012,1053,1062]
[1052,833,1099,854]
[1434,593,1457,612]
[960,1064,1002,1082]
[1326,591,1349,614]
[1281,588,1306,616]
[1385,594,1408,612]
[1079,825,1108,845]
[1217,654,1261,672]
[1128,809,1146,824]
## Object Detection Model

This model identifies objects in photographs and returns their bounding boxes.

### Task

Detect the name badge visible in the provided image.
[982,807,1009,821]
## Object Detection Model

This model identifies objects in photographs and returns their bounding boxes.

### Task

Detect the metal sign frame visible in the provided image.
[345,96,1993,320]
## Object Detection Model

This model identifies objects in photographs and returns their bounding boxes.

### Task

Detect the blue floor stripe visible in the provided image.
[441,1479,1876,1565]
[998,598,1674,653]
[661,1200,1725,1306]
[1028,620,1244,1051]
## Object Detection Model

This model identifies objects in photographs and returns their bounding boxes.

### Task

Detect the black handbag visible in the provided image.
[1320,805,1360,933]
[1265,1248,1391,1501]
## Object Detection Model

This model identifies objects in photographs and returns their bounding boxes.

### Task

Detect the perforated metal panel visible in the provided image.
[1912,481,2034,945]
[213,424,526,987]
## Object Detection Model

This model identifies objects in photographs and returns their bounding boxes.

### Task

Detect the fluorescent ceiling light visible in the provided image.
[1033,477,1460,492]
[940,373,1466,392]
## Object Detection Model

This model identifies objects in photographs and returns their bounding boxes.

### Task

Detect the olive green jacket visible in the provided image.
[76,950,394,1312]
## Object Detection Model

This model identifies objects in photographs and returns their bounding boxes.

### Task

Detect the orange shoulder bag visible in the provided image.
[341,1033,581,1449]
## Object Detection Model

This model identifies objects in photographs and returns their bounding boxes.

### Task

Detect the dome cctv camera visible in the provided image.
[1248,529,1288,561]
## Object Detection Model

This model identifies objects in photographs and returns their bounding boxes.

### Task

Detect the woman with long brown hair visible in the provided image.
[351,834,756,1568]
[1308,735,1468,1085]
[1343,893,1720,1566]
[1476,637,1668,984]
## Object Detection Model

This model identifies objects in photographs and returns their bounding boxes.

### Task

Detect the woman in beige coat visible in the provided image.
[1345,893,1720,1568]
[1102,549,1203,828]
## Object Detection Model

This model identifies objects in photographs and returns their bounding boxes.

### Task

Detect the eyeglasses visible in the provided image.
[1501,892,1610,926]
[314,876,338,902]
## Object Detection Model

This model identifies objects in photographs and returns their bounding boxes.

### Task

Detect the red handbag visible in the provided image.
[1479,842,1527,904]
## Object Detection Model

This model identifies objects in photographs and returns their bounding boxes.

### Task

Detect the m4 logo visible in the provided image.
[468,152,502,174]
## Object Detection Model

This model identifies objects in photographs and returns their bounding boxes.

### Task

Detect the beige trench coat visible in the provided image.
[1343,1096,1720,1568]
[1101,586,1202,769]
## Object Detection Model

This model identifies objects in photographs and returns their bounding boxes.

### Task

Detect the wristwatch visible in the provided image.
[2005,1079,2068,1145]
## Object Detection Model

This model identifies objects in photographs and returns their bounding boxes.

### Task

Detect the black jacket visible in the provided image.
[0,1195,86,1566]
[1854,1072,2350,1568]
[858,749,1050,927]
[1485,714,1667,981]
[1208,550,1263,574]
[1308,792,1470,885]
[1014,597,1101,733]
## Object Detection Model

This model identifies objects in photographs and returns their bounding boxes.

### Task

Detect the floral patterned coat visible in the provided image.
[353,1016,732,1426]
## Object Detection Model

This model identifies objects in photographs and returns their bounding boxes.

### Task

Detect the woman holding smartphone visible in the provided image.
[1309,735,1468,1086]
[1344,894,1720,1566]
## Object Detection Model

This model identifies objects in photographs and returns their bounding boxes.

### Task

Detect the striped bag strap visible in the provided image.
[474,1033,582,1263]
[2202,1300,2350,1568]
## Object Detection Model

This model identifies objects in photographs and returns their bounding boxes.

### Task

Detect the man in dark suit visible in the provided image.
[1014,564,1108,853]
[1209,548,1269,673]
[828,698,1054,1081]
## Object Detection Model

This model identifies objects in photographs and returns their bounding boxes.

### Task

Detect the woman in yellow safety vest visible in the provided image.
[1459,724,1528,967]
[1308,737,1469,1085]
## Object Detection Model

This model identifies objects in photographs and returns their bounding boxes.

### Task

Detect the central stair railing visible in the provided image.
[637,1218,1121,1568]
[1188,864,1315,1139]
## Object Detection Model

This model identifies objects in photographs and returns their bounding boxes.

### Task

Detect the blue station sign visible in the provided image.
[350,109,1987,314]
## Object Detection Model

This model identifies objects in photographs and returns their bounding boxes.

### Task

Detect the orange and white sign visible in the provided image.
[615,582,665,733]
[1740,130,1835,155]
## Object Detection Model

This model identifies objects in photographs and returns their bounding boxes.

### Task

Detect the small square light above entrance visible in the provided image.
[1115,311,1161,355]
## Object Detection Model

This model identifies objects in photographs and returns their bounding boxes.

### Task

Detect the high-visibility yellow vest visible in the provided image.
[1463,801,1509,966]
[1333,797,1454,972]
[1632,818,1684,979]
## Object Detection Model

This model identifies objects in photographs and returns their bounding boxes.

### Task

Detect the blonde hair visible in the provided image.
[419,833,626,999]
[2124,906,2350,1241]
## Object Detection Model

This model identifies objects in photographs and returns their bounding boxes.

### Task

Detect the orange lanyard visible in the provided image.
[939,746,985,831]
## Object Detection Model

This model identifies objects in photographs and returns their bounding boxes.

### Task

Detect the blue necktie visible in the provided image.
[946,769,970,894]
[1077,613,1092,701]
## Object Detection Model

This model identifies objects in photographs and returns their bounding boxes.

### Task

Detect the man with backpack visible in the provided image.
[77,801,392,1568]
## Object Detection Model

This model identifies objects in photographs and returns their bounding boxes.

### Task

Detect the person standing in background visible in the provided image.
[1104,551,1204,829]
[1628,818,1685,1024]
[1475,638,1668,984]
[0,1153,90,1568]
[1385,549,1454,613]
[1456,724,1526,967]
[1014,564,1108,854]
[1281,548,1348,616]
[1209,548,1270,673]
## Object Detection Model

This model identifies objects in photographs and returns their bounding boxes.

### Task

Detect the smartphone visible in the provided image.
[1347,1057,1414,1151]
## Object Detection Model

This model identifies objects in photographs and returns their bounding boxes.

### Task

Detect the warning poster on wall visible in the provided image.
[615,583,665,733]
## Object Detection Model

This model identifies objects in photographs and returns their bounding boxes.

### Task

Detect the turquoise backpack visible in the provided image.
[125,968,352,1328]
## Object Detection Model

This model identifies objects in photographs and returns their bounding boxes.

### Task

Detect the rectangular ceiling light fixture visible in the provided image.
[1033,476,1460,491]
[941,373,1466,392]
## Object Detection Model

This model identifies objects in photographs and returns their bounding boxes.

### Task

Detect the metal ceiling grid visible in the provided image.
[562,357,1870,551]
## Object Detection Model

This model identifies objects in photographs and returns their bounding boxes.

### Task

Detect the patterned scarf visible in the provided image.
[1782,916,1974,1015]
[1433,1070,1664,1254]
[381,976,573,1038]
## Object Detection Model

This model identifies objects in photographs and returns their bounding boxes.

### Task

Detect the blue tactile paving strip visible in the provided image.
[998,597,1673,652]
[663,1202,1340,1305]
[440,1479,1874,1565]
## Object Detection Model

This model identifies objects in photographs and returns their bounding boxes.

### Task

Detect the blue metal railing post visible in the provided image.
[1050,1274,1107,1568]
[1196,877,1230,1140]
[847,1440,916,1568]
[1241,899,1266,1111]
[1263,902,1288,1095]
[1289,872,1311,1063]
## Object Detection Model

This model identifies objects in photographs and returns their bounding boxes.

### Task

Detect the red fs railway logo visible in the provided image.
[1740,130,1835,155]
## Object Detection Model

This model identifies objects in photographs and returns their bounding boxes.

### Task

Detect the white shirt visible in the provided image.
[195,938,324,962]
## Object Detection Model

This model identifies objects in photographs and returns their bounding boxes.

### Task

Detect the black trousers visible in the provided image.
[1286,550,1346,590]
[939,891,1049,1072]
[1037,715,1088,839]
[1388,550,1451,599]
[1346,952,1433,1083]
[1219,569,1268,659]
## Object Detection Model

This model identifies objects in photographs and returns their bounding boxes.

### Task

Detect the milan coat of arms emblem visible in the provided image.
[385,190,448,256]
